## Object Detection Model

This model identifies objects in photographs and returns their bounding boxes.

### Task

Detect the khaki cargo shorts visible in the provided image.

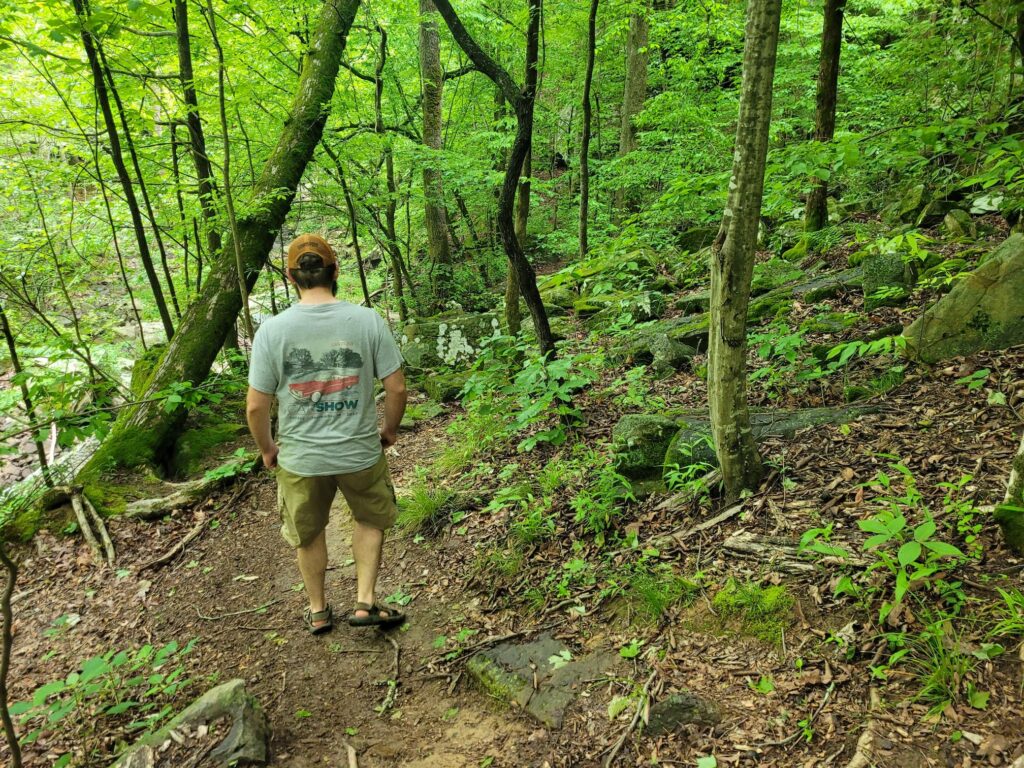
[275,452,397,547]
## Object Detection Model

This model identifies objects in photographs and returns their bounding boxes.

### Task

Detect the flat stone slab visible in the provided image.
[647,691,722,736]
[467,633,619,729]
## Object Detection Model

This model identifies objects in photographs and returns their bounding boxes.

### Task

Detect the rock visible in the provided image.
[862,250,913,309]
[752,258,804,296]
[611,415,681,480]
[943,209,977,239]
[110,679,268,767]
[916,198,953,227]
[467,633,619,729]
[994,504,1024,555]
[610,333,695,376]
[898,183,928,223]
[676,225,719,254]
[790,267,862,302]
[423,371,471,403]
[574,291,666,323]
[615,406,881,480]
[674,289,710,314]
[646,691,722,736]
[539,283,578,312]
[771,219,806,255]
[904,234,1024,363]
[400,311,501,371]
[664,423,717,475]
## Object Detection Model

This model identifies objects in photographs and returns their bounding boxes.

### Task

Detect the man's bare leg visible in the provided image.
[297,530,329,628]
[352,521,384,619]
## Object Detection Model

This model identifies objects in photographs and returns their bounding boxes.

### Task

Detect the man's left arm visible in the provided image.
[379,369,407,449]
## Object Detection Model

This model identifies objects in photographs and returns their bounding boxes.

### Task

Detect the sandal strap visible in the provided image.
[306,605,332,621]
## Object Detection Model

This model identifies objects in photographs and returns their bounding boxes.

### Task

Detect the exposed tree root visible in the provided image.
[69,489,115,566]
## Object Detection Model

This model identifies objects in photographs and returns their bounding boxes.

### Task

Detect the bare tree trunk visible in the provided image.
[419,0,453,307]
[0,305,49,484]
[614,7,648,215]
[370,26,409,321]
[71,0,175,341]
[804,0,846,232]
[173,0,222,262]
[432,0,555,355]
[76,0,363,487]
[326,145,373,306]
[579,0,599,257]
[0,540,21,768]
[170,123,192,304]
[203,0,254,342]
[708,0,782,501]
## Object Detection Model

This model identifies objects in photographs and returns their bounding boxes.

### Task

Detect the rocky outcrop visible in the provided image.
[400,311,502,371]
[903,234,1024,363]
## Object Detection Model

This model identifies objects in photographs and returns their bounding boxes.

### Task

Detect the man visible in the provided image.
[246,233,407,635]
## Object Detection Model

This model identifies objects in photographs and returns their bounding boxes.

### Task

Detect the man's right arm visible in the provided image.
[246,387,278,469]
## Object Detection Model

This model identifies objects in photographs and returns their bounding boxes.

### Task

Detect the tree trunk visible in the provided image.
[419,0,453,307]
[579,0,599,257]
[0,304,49,483]
[0,541,21,768]
[998,428,1024,554]
[506,149,531,335]
[614,8,648,214]
[173,0,222,262]
[71,0,175,342]
[373,25,409,321]
[708,0,782,501]
[804,0,846,232]
[77,0,362,487]
[432,0,555,356]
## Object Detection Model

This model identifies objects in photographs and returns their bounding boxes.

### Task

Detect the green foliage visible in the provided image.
[397,472,458,535]
[10,640,197,764]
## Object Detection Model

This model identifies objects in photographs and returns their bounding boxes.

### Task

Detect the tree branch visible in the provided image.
[340,59,375,82]
[429,0,520,105]
[443,63,477,80]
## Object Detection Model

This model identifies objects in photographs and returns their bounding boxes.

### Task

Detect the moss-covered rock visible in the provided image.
[898,183,928,223]
[674,289,710,314]
[904,234,1024,363]
[676,225,719,254]
[423,371,471,403]
[942,209,977,239]
[575,291,666,322]
[611,415,681,480]
[400,311,502,372]
[752,258,804,296]
[994,504,1024,555]
[862,250,913,309]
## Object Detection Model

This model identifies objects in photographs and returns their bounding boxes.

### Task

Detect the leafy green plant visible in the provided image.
[569,450,634,544]
[397,473,458,535]
[202,447,257,482]
[989,588,1024,639]
[11,640,197,765]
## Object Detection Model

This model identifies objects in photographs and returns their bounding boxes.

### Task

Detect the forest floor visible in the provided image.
[5,245,1024,767]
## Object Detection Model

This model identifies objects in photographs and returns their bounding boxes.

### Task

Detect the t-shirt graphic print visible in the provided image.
[283,341,363,407]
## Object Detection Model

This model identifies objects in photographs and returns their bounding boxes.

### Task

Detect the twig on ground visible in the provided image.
[342,740,359,768]
[752,681,836,749]
[603,670,657,768]
[195,598,283,621]
[138,515,207,572]
[376,633,401,714]
[843,687,881,768]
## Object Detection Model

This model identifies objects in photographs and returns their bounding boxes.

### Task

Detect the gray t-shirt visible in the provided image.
[248,301,403,476]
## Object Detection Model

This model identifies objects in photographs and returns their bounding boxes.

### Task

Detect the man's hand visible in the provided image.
[379,429,398,449]
[262,445,280,470]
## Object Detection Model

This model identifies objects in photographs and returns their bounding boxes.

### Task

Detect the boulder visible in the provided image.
[942,209,977,239]
[466,633,619,729]
[752,258,804,296]
[110,679,268,767]
[423,371,471,403]
[862,250,913,310]
[673,288,710,314]
[904,234,1024,363]
[574,290,666,322]
[400,311,501,371]
[610,333,696,376]
[897,183,928,224]
[612,415,681,480]
[676,225,719,254]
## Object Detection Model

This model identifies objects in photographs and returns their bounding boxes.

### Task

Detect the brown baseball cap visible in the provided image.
[287,234,337,270]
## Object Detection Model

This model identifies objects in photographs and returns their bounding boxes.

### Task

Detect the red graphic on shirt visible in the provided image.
[288,373,360,403]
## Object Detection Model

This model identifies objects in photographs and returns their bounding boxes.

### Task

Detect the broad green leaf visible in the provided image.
[897,541,921,567]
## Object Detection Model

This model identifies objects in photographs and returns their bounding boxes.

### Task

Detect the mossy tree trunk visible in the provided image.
[419,0,453,307]
[613,7,648,216]
[804,0,845,232]
[76,0,362,491]
[708,0,782,501]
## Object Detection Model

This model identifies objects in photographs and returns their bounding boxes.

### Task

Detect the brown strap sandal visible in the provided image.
[347,602,406,628]
[303,604,334,635]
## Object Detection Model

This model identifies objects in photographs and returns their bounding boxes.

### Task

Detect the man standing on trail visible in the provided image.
[246,233,408,635]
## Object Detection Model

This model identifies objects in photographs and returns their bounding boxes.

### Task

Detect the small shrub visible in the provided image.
[397,477,457,535]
